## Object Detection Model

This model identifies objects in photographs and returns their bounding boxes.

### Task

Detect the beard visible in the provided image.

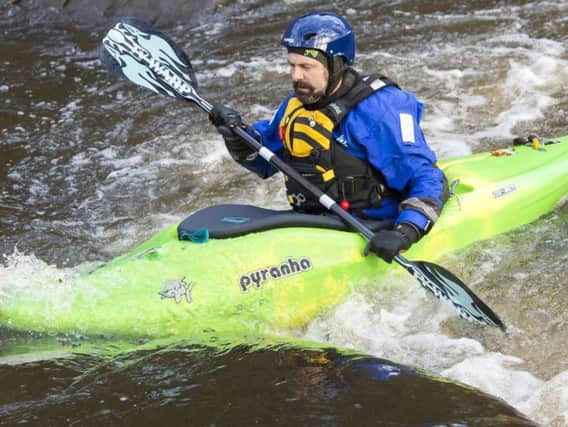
[293,81,325,105]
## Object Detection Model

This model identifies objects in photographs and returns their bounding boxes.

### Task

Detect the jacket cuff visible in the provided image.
[396,222,421,245]
[394,209,431,233]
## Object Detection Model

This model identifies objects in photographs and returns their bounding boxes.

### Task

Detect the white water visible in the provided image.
[301,267,567,427]
[2,1,568,425]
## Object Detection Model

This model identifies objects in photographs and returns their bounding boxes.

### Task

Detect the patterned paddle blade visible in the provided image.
[100,18,200,102]
[395,256,506,330]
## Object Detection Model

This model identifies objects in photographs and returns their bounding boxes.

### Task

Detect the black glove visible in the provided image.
[209,104,255,161]
[364,223,421,263]
[209,104,242,129]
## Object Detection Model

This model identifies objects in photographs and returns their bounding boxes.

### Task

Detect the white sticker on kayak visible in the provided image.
[400,113,415,144]
[492,184,518,199]
[159,277,194,304]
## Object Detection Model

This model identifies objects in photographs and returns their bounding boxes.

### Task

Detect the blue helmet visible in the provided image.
[281,11,356,65]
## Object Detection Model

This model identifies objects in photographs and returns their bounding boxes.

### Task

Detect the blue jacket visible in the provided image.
[240,86,446,233]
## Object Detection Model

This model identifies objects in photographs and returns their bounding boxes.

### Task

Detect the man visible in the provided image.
[209,11,447,263]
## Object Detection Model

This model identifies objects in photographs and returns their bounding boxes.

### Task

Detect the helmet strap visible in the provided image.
[325,56,347,96]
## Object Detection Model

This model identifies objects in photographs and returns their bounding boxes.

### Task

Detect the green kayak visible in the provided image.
[1,136,567,339]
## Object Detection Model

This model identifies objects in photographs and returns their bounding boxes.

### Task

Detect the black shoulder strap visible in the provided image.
[322,72,400,125]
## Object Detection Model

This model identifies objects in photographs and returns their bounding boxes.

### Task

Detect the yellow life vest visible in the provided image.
[278,71,398,212]
[280,96,337,182]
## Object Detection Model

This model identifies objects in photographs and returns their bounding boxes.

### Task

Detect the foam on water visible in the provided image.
[301,285,567,426]
[402,31,568,154]
[472,52,564,141]
[0,250,82,327]
[518,371,568,427]
[197,55,288,87]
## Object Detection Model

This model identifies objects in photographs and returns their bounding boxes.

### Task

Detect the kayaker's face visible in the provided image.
[287,53,328,105]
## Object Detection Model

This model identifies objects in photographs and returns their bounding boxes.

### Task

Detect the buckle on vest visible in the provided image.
[339,176,357,199]
[369,186,383,208]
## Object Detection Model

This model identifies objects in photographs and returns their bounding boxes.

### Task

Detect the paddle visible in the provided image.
[100,18,506,331]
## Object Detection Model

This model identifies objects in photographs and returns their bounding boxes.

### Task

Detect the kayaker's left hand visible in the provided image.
[364,223,421,263]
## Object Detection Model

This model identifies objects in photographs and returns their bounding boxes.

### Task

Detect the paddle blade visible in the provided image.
[395,256,506,330]
[100,18,202,103]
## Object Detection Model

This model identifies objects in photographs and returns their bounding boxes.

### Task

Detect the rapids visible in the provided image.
[1,1,567,425]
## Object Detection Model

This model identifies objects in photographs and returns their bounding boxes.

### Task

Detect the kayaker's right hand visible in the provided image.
[209,104,255,161]
[209,104,243,130]
[364,223,420,263]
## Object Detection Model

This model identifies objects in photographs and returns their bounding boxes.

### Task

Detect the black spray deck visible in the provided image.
[177,204,394,240]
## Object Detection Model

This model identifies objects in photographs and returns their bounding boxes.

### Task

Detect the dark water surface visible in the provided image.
[0,340,537,426]
[1,0,567,425]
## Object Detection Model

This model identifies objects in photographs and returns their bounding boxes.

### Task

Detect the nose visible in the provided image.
[290,65,303,82]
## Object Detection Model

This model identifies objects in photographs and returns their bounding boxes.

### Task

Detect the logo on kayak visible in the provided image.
[222,216,251,224]
[159,277,194,304]
[239,257,313,292]
[492,184,517,199]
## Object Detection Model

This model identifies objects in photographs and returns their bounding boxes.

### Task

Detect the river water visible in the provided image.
[1,0,567,425]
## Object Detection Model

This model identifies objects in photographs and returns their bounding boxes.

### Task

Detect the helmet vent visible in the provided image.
[303,32,318,41]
